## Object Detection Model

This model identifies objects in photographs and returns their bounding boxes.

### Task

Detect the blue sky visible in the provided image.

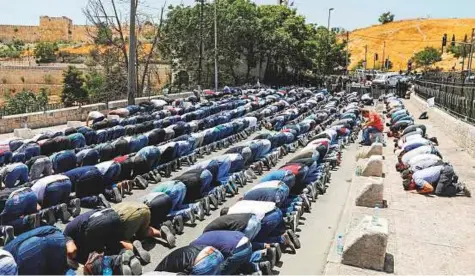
[1,0,475,30]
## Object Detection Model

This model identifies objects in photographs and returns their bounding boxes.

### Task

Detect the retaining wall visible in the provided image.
[408,94,475,158]
[0,92,193,134]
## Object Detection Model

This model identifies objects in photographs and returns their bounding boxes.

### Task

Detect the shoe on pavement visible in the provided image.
[134,176,148,189]
[160,225,176,247]
[57,203,72,223]
[202,197,211,215]
[281,232,296,252]
[258,261,273,275]
[69,198,81,217]
[98,194,111,208]
[185,208,196,225]
[132,240,151,264]
[172,216,184,234]
[162,220,176,235]
[266,247,277,268]
[121,250,142,275]
[208,194,219,209]
[271,243,282,263]
[25,213,41,229]
[41,208,56,225]
[286,229,301,249]
[195,202,205,221]
[112,186,122,203]
[1,226,14,245]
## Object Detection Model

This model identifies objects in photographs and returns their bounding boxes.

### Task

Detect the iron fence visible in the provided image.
[414,79,475,124]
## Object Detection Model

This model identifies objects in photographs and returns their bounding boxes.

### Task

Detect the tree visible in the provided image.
[4,90,49,115]
[83,0,166,102]
[62,66,88,107]
[83,68,105,100]
[94,22,113,45]
[448,44,470,58]
[378,12,395,24]
[34,42,58,63]
[160,0,347,87]
[412,47,442,69]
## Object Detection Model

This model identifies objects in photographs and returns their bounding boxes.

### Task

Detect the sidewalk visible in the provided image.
[324,98,475,275]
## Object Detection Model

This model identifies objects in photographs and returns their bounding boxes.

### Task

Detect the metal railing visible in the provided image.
[414,79,475,124]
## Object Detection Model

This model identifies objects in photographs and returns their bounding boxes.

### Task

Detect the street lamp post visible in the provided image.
[214,0,218,92]
[327,8,334,31]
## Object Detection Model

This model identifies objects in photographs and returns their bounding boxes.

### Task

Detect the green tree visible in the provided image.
[94,22,113,45]
[412,47,442,69]
[61,66,88,107]
[378,12,395,24]
[83,69,105,99]
[160,0,347,87]
[4,90,49,115]
[448,44,471,58]
[34,41,58,63]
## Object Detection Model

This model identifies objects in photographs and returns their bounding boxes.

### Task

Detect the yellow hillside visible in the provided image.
[347,18,475,71]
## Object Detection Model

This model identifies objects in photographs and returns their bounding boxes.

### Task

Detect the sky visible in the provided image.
[1,0,475,30]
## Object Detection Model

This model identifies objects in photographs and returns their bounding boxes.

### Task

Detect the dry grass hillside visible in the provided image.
[346,18,475,71]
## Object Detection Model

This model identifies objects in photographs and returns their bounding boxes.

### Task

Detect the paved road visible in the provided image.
[52,130,359,274]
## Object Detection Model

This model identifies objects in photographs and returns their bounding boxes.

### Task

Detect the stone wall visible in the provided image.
[408,94,475,158]
[0,16,89,43]
[0,92,193,134]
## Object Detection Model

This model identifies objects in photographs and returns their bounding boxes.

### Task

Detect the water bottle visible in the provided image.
[336,235,344,255]
[102,256,113,275]
[372,204,381,225]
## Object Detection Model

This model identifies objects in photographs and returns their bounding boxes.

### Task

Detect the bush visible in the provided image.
[412,47,442,68]
[34,41,58,63]
[4,90,49,115]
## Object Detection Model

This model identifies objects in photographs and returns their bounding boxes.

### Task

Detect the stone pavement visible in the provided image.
[324,98,475,275]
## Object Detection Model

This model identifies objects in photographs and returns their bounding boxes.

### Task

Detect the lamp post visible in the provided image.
[327,8,334,31]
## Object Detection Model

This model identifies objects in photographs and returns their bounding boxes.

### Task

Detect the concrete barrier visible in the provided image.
[342,215,388,271]
[13,128,34,139]
[360,155,384,177]
[67,121,84,128]
[355,143,383,160]
[354,176,384,207]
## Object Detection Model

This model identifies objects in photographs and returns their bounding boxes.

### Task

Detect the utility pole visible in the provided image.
[214,0,218,92]
[198,0,204,87]
[364,45,368,71]
[128,0,137,105]
[345,31,349,75]
[381,41,386,71]
[462,34,468,72]
[468,28,475,77]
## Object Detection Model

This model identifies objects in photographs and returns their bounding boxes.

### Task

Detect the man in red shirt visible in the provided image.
[360,109,383,145]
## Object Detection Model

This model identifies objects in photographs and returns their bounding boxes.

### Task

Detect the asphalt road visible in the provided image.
[53,130,358,274]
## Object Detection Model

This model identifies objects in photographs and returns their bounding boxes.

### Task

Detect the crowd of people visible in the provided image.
[0,87,363,275]
[382,94,471,197]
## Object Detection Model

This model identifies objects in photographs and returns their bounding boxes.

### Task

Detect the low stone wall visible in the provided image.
[0,92,194,134]
[408,94,475,158]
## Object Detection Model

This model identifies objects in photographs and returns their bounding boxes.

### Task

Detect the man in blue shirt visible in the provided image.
[191,230,273,275]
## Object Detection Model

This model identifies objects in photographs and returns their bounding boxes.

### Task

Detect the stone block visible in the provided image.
[354,177,384,207]
[107,115,120,121]
[356,143,383,160]
[14,128,35,139]
[342,215,388,271]
[67,121,84,128]
[361,155,384,177]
